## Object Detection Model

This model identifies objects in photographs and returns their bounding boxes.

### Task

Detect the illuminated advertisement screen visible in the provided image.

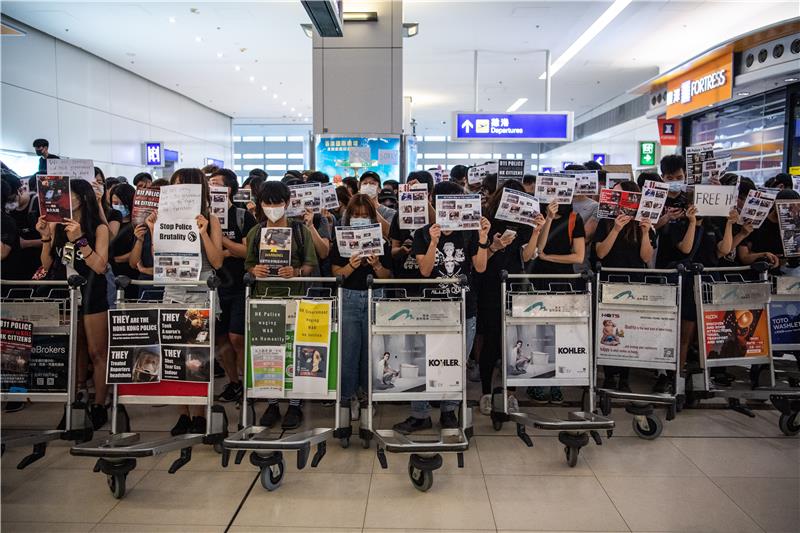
[315,134,401,184]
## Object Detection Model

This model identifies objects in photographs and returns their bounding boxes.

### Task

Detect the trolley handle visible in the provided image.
[367,274,467,287]
[596,265,682,275]
[502,270,592,281]
[0,275,86,289]
[117,273,221,289]
[242,273,343,288]
[693,263,767,274]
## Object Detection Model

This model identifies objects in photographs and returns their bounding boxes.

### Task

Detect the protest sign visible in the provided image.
[320,183,339,210]
[154,184,202,282]
[132,187,160,226]
[435,194,482,231]
[635,180,669,223]
[495,188,540,227]
[468,163,491,185]
[398,183,429,230]
[107,308,161,384]
[210,186,229,230]
[47,158,94,182]
[685,143,715,185]
[701,157,731,184]
[249,302,287,394]
[37,175,71,222]
[737,189,776,228]
[232,189,252,204]
[1,319,33,391]
[690,184,736,217]
[572,171,599,195]
[776,199,800,257]
[598,188,641,219]
[157,184,202,221]
[293,300,332,395]
[335,224,384,257]
[605,173,632,189]
[535,175,575,205]
[259,227,292,275]
[497,159,525,187]
[288,183,321,217]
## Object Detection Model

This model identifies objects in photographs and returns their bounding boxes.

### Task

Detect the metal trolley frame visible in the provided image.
[765,274,800,436]
[492,272,613,467]
[71,276,228,499]
[595,267,683,440]
[690,264,800,436]
[1,276,93,467]
[366,277,471,492]
[222,275,343,491]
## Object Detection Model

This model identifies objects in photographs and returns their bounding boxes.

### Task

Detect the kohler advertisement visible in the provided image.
[372,333,461,393]
[505,323,588,381]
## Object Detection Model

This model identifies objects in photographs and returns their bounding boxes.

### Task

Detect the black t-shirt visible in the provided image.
[412,226,480,318]
[657,218,725,268]
[331,239,393,291]
[7,195,42,278]
[593,220,655,269]
[531,212,585,275]
[110,221,138,279]
[107,208,123,225]
[1,214,22,279]
[388,215,420,280]
[742,219,783,258]
[37,154,59,174]
[219,206,258,290]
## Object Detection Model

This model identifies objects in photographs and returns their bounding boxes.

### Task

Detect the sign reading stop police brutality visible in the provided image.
[153,184,203,282]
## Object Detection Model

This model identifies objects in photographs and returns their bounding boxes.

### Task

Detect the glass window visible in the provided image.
[265,136,287,142]
[242,135,264,142]
[265,153,287,159]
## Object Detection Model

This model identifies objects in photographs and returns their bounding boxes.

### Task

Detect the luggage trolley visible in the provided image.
[222,274,343,491]
[367,277,471,492]
[690,264,800,435]
[1,276,93,466]
[766,274,800,436]
[595,266,682,440]
[492,272,614,467]
[71,276,229,499]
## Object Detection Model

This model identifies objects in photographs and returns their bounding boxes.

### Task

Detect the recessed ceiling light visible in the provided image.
[249,76,255,82]
[273,93,278,99]
[297,112,302,117]
[737,91,751,96]
[506,97,528,112]
[290,107,295,112]
[234,65,241,71]
[785,77,799,82]
[261,85,267,91]
[194,36,202,43]
[216,52,223,58]
[168,16,176,23]
[281,101,287,106]
[304,117,310,122]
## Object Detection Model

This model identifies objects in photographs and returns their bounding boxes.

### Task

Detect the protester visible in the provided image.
[33,138,59,174]
[132,172,153,189]
[108,183,139,298]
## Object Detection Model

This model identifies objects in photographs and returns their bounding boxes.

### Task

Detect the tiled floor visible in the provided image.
[2,393,798,532]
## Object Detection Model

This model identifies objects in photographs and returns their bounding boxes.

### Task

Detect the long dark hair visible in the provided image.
[342,193,378,225]
[111,183,135,216]
[170,168,209,217]
[52,178,105,254]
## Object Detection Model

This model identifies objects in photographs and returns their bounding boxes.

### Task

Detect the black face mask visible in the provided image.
[35,148,45,156]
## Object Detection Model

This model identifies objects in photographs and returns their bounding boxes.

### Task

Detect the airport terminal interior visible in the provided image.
[1,1,800,532]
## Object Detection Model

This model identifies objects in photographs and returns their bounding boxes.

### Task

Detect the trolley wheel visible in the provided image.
[564,446,579,468]
[408,463,434,492]
[107,473,127,499]
[632,414,663,440]
[778,412,800,437]
[259,457,286,491]
[492,419,503,431]
[340,437,350,449]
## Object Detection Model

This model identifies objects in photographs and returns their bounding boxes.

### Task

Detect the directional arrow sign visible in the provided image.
[639,141,658,167]
[452,111,573,142]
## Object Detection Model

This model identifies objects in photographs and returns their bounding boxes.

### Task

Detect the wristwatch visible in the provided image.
[479,240,491,249]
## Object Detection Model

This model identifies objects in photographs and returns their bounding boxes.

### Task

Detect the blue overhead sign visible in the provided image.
[452,111,573,142]
[144,142,163,167]
[592,153,608,166]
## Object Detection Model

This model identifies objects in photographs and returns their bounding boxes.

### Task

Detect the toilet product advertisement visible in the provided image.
[504,323,589,382]
[335,223,384,257]
[398,183,429,230]
[596,309,678,366]
[495,188,541,227]
[106,308,211,384]
[153,184,203,282]
[292,300,332,395]
[210,186,229,230]
[372,333,462,393]
[435,194,482,231]
[769,299,800,347]
[535,175,576,205]
[703,308,770,359]
[288,183,321,217]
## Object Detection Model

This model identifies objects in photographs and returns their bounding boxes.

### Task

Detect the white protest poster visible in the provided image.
[495,188,540,227]
[435,194,482,231]
[153,219,202,282]
[209,186,228,230]
[468,163,490,185]
[486,161,499,174]
[701,157,731,184]
[292,300,332,395]
[287,183,321,217]
[157,184,202,220]
[335,224,384,257]
[47,158,94,182]
[425,333,463,392]
[398,183,429,230]
[597,308,678,366]
[429,169,445,183]
[349,146,371,165]
[497,159,525,187]
[685,143,715,185]
[605,173,632,189]
[320,183,339,210]
[738,189,776,228]
[378,149,399,166]
[535,176,575,205]
[691,184,737,217]
[635,180,669,223]
[776,199,800,257]
[793,176,800,191]
[572,171,599,195]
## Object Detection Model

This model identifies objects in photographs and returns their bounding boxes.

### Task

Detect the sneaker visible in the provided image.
[191,415,207,434]
[507,395,520,413]
[527,387,548,404]
[601,375,617,390]
[4,401,25,413]
[75,388,89,405]
[617,381,632,393]
[549,387,564,405]
[653,374,672,394]
[467,359,481,382]
[218,381,243,403]
[259,403,281,428]
[281,405,303,429]
[350,397,361,422]
[393,416,433,435]
[171,414,192,436]
[479,394,492,415]
[214,360,226,378]
[89,404,108,430]
[440,410,459,429]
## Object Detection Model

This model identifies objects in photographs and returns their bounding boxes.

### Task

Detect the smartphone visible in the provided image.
[500,229,517,240]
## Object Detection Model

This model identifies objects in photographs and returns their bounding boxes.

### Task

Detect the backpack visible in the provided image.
[567,211,577,245]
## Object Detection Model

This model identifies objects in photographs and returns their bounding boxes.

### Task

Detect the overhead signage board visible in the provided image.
[452,111,573,142]
[658,117,681,146]
[205,157,224,168]
[592,153,608,166]
[665,51,733,119]
[639,141,658,167]
[144,142,164,167]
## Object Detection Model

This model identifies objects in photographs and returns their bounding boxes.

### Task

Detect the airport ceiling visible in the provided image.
[2,1,797,132]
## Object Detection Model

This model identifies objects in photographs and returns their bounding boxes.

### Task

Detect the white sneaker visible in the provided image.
[350,397,360,422]
[479,394,492,415]
[507,395,520,413]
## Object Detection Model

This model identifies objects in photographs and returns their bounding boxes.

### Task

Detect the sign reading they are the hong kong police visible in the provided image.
[452,111,573,142]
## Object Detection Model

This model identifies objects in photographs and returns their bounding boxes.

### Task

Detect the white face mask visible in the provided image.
[350,217,372,227]
[667,182,685,193]
[263,205,285,223]
[360,183,378,198]
[5,200,19,212]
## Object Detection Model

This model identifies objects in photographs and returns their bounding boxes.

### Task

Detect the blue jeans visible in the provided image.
[411,316,477,419]
[340,288,370,403]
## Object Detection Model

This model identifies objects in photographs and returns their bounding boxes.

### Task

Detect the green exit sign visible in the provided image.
[639,141,658,167]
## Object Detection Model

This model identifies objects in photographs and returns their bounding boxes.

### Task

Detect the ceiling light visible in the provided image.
[538,0,632,80]
[216,52,223,58]
[194,36,202,43]
[297,113,303,117]
[785,77,799,82]
[403,23,419,38]
[343,11,378,22]
[290,107,296,112]
[273,93,278,99]
[304,117,310,122]
[261,85,267,91]
[281,101,287,106]
[249,76,255,82]
[737,91,751,96]
[506,97,528,112]
[168,16,176,24]
[234,65,241,71]
[300,24,313,38]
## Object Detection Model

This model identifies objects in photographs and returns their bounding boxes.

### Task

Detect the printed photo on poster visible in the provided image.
[775,199,800,257]
[701,157,731,184]
[132,187,160,226]
[535,175,575,205]
[288,183,321,217]
[703,308,770,359]
[685,143,715,185]
[161,345,211,382]
[159,309,210,345]
[1,319,33,391]
[635,180,669,223]
[571,171,599,195]
[259,227,292,275]
[605,172,631,189]
[320,183,339,210]
[468,163,491,185]
[294,345,327,378]
[598,188,641,219]
[232,189,252,204]
[37,175,71,222]
[738,189,776,229]
[335,224,384,257]
[106,308,161,385]
[495,188,541,227]
[153,219,202,282]
[372,333,461,393]
[596,309,677,365]
[210,186,229,230]
[398,183,429,230]
[435,194,482,231]
[504,323,589,381]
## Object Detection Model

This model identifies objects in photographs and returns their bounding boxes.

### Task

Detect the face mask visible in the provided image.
[5,201,19,212]
[668,182,685,193]
[350,217,372,227]
[263,205,285,223]
[360,183,378,198]
[35,148,44,156]
[112,204,129,218]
